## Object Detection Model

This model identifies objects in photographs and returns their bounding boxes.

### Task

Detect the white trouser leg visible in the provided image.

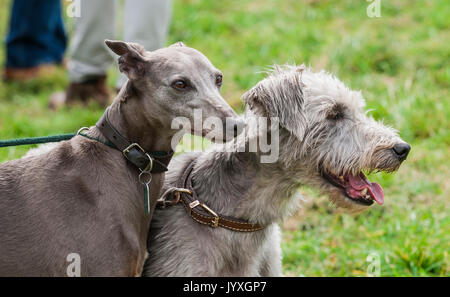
[68,0,118,83]
[116,0,172,88]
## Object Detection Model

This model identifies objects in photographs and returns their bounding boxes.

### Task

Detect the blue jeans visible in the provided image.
[6,0,67,68]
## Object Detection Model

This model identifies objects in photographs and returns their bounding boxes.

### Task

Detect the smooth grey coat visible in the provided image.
[0,40,240,276]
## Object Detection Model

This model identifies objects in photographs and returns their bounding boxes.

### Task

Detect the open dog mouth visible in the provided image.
[321,169,384,206]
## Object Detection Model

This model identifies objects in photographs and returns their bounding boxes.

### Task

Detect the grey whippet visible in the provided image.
[144,65,410,276]
[0,40,242,276]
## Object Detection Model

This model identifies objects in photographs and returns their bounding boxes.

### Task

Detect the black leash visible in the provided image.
[0,133,76,147]
[0,108,173,215]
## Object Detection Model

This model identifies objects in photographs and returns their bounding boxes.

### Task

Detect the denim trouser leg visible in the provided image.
[6,0,67,68]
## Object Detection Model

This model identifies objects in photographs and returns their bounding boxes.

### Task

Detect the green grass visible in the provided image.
[0,0,448,276]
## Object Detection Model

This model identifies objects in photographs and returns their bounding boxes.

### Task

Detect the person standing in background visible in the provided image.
[3,0,67,81]
[49,0,172,109]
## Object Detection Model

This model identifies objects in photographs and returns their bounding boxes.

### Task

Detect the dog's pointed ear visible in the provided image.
[105,39,147,80]
[169,41,186,48]
[243,71,306,141]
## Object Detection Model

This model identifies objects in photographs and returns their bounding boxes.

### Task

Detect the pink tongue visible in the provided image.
[347,174,384,205]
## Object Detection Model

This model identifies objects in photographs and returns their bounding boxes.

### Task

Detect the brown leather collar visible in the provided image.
[96,107,173,173]
[157,161,266,232]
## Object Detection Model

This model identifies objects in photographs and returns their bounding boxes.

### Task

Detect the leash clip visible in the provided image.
[157,187,192,208]
[77,127,90,135]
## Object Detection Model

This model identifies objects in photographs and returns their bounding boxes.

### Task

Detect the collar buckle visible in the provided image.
[123,143,154,172]
[122,142,145,157]
[189,200,219,228]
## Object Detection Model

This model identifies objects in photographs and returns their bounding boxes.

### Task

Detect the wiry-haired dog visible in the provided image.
[144,65,410,276]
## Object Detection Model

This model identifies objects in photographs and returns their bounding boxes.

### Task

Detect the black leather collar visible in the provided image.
[96,107,173,174]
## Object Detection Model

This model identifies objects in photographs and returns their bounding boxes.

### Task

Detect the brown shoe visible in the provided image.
[49,75,111,109]
[3,64,57,81]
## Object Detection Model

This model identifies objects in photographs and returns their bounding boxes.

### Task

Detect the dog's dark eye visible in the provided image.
[327,104,345,121]
[172,80,187,90]
[215,75,223,87]
[327,110,343,120]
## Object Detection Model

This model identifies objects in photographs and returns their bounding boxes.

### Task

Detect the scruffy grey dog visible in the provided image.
[144,65,410,276]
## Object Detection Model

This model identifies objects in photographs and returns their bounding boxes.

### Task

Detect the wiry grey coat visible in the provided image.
[144,65,409,276]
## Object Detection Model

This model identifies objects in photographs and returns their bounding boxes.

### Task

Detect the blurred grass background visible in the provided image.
[0,0,448,276]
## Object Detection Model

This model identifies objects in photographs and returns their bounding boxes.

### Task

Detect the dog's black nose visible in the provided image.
[392,143,411,159]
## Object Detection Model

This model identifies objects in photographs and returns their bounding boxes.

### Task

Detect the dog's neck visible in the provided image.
[107,103,174,152]
[192,116,305,226]
[96,83,176,153]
